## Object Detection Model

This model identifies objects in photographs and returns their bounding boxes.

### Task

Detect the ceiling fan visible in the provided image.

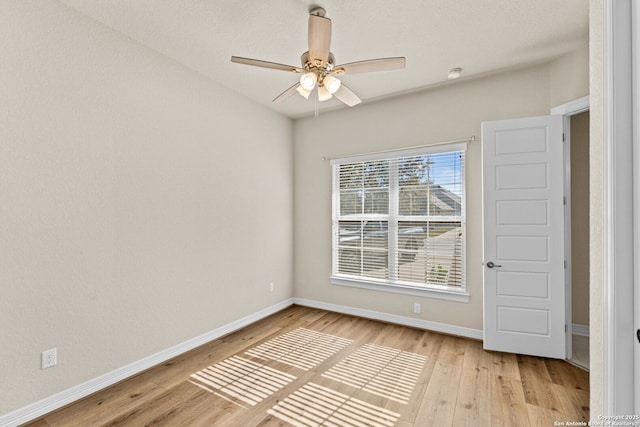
[231,7,405,107]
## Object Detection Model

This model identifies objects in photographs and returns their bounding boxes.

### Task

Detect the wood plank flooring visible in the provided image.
[23,305,589,426]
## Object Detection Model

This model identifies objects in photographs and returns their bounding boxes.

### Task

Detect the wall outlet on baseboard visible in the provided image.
[413,303,421,314]
[42,348,57,369]
[269,282,274,292]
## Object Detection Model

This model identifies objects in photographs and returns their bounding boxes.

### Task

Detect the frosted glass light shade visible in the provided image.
[323,75,341,94]
[296,85,311,99]
[318,85,332,101]
[300,72,318,90]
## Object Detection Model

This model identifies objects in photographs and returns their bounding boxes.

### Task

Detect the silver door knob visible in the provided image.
[486,261,502,268]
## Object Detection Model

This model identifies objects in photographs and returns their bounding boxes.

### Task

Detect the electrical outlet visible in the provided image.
[413,303,421,314]
[269,282,274,292]
[42,348,57,369]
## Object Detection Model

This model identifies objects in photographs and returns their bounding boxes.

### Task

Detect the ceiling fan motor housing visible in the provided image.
[301,51,335,71]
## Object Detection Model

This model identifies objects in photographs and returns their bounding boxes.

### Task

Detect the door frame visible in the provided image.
[550,95,590,360]
[604,0,635,415]
[634,0,640,414]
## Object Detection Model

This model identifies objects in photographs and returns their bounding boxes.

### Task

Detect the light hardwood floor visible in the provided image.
[24,305,589,426]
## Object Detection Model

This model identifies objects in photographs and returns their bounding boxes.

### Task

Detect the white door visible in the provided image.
[482,115,566,359]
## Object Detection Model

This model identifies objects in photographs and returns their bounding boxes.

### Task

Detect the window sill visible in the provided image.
[330,275,470,303]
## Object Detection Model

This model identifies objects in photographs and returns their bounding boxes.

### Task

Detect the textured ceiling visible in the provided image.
[59,0,589,118]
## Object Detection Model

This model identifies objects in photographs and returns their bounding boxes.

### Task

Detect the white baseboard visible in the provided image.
[0,298,295,427]
[572,323,590,337]
[293,297,484,340]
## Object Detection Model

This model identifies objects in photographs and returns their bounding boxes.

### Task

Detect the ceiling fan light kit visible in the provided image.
[230,7,406,108]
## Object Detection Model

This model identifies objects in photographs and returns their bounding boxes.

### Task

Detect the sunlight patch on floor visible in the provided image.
[190,329,427,424]
[268,382,400,427]
[322,343,426,404]
[245,327,353,370]
[189,356,296,406]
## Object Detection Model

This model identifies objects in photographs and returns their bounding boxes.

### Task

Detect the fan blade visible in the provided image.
[231,56,303,73]
[333,84,361,107]
[333,57,406,75]
[273,82,301,103]
[308,14,331,64]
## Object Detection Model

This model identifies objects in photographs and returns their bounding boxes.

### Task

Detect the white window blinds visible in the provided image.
[331,145,466,291]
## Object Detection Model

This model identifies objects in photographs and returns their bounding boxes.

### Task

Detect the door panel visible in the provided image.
[482,115,566,359]
[496,200,548,225]
[495,163,548,189]
[496,271,549,298]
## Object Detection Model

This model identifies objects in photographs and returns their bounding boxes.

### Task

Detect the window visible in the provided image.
[331,144,467,301]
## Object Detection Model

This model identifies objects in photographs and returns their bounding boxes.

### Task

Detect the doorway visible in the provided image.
[568,110,590,370]
[549,96,590,366]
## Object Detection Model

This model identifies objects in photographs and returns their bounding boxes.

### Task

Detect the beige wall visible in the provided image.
[294,58,587,331]
[0,1,293,415]
[550,43,590,107]
[571,111,591,326]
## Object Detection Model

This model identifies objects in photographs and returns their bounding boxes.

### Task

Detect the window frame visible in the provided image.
[330,144,469,303]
